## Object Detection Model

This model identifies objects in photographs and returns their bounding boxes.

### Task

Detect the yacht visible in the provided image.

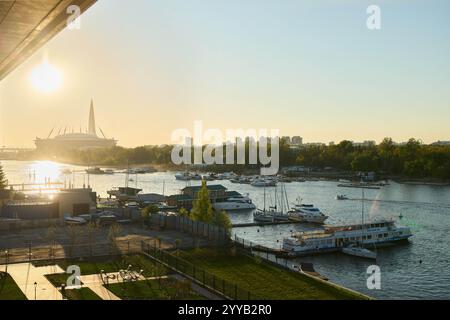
[283,219,412,256]
[288,204,328,224]
[251,178,277,187]
[175,172,191,181]
[213,196,257,211]
[107,186,142,201]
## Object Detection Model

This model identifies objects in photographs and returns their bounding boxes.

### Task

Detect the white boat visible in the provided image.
[175,172,191,180]
[215,172,237,180]
[251,177,277,187]
[103,169,115,174]
[342,245,377,259]
[253,209,275,222]
[288,204,328,224]
[213,196,256,211]
[253,209,289,222]
[283,219,412,256]
[107,186,142,201]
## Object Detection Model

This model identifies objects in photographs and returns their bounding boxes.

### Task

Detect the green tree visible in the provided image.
[0,163,8,189]
[178,207,190,218]
[190,180,214,223]
[212,209,232,232]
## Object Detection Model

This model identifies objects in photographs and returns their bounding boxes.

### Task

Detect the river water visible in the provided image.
[1,160,450,299]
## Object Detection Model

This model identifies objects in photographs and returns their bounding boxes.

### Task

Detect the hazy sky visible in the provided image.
[1,0,449,147]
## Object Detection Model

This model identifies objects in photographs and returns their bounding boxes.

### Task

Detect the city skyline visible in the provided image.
[1,0,449,148]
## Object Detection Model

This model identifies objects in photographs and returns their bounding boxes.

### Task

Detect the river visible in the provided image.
[1,160,449,299]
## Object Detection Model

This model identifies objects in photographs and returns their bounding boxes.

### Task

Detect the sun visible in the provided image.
[29,59,62,93]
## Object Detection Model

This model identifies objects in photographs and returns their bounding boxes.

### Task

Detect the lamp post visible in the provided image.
[34,282,37,300]
[4,250,9,274]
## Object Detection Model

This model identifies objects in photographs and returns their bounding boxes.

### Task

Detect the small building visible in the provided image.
[167,184,229,210]
[54,187,97,217]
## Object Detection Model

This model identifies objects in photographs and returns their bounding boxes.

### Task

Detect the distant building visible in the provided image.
[35,99,117,152]
[352,140,376,147]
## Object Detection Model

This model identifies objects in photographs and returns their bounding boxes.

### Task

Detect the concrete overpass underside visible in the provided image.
[0,0,97,81]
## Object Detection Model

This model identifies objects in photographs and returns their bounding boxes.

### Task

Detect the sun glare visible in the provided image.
[29,59,62,93]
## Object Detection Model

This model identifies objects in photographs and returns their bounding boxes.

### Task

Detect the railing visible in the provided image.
[0,239,143,265]
[141,240,260,300]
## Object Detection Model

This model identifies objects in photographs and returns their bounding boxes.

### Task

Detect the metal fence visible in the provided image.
[150,214,229,245]
[141,240,261,300]
[1,239,143,265]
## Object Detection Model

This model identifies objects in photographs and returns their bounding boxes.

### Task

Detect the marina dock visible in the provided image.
[232,220,302,228]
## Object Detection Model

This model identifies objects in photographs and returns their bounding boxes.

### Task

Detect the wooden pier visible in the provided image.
[232,220,302,228]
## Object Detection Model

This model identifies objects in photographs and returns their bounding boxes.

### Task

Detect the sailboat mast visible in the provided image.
[263,184,266,211]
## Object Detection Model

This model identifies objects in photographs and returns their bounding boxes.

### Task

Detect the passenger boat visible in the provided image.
[283,219,412,256]
[288,204,328,224]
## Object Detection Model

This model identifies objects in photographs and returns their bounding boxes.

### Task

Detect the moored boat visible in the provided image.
[283,219,412,256]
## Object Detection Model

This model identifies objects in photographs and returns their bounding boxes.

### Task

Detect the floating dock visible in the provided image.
[232,220,302,228]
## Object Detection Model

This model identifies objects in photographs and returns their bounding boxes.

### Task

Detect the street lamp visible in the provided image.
[34,282,37,300]
[4,250,8,274]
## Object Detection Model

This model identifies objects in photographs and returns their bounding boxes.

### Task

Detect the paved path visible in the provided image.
[1,263,64,300]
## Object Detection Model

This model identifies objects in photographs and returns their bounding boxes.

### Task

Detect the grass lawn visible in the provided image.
[64,287,102,300]
[0,273,27,300]
[45,273,84,288]
[106,278,206,300]
[178,248,367,300]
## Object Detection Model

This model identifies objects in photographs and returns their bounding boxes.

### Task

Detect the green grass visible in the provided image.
[64,287,102,300]
[178,248,367,300]
[106,278,206,300]
[45,273,84,288]
[0,272,27,300]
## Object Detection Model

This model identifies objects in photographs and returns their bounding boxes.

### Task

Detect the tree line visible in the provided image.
[20,137,450,180]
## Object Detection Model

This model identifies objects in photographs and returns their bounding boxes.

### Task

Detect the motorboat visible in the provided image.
[288,204,328,224]
[342,245,377,259]
[336,194,349,200]
[213,195,256,211]
[175,172,191,181]
[251,178,277,187]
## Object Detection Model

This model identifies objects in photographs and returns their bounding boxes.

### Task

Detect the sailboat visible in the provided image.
[253,183,289,222]
[341,188,377,259]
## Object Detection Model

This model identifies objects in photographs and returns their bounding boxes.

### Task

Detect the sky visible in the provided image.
[0,0,449,148]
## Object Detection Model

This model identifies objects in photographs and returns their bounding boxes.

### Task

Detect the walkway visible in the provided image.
[1,262,64,300]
